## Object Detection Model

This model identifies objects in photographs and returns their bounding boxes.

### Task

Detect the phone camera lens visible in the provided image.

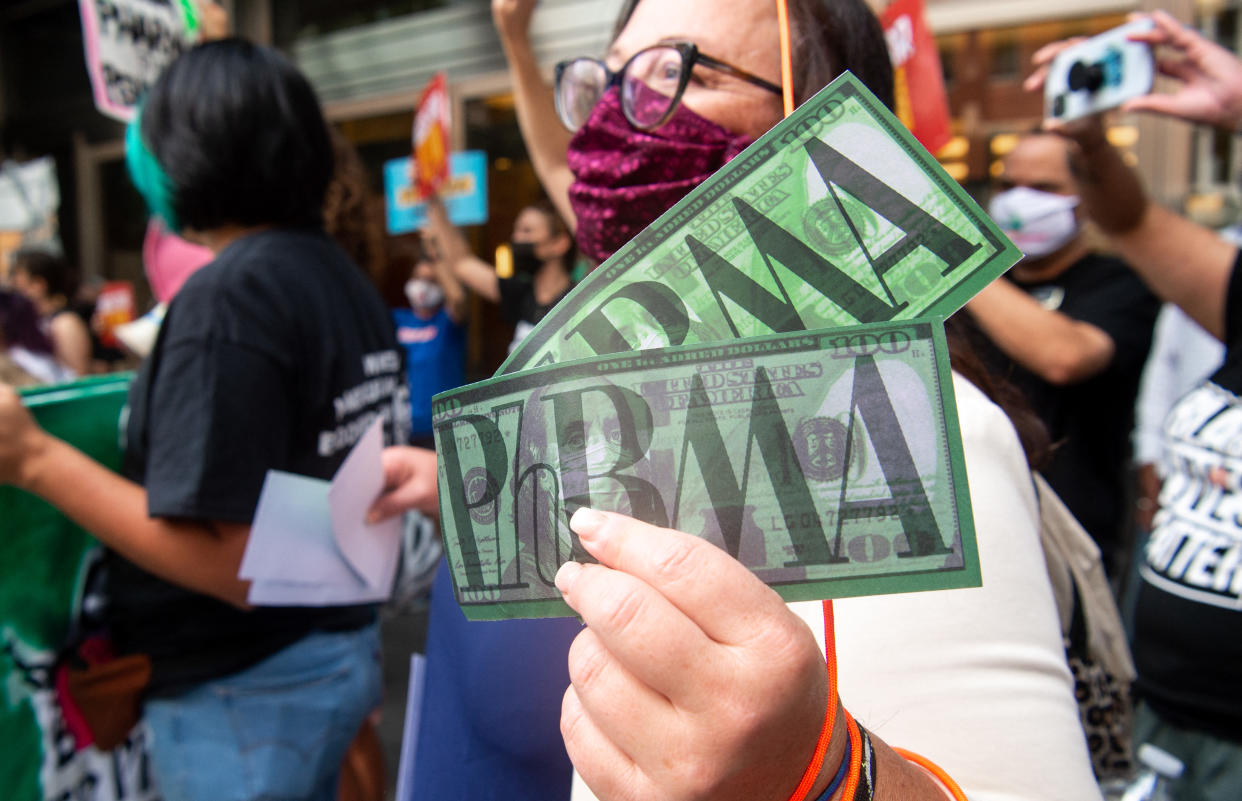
[1067,61,1106,92]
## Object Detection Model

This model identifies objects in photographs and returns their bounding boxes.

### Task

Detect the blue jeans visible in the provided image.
[145,624,381,801]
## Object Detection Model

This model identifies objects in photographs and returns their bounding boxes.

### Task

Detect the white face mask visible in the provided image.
[988,186,1081,259]
[405,278,444,311]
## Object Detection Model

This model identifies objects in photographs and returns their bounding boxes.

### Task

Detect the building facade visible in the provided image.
[0,0,1232,372]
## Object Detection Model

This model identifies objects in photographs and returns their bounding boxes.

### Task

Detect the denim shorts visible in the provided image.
[144,623,382,801]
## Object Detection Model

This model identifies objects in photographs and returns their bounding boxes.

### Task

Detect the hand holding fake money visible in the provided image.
[433,74,1019,619]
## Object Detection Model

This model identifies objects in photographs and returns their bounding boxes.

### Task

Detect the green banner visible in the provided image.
[1,374,158,801]
[435,322,976,620]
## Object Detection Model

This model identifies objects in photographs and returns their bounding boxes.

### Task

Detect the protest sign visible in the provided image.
[77,0,200,122]
[412,72,451,201]
[881,0,953,153]
[0,376,157,801]
[0,158,62,273]
[384,151,489,234]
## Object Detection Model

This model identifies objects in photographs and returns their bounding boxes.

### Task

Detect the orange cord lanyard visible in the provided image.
[776,0,796,117]
[774,3,967,799]
[774,5,859,799]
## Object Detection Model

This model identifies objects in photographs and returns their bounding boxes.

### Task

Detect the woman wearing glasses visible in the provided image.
[400,3,893,800]
[493,0,891,265]
[380,1,1101,800]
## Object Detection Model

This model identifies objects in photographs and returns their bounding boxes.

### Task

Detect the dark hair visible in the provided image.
[324,128,386,282]
[945,315,1052,471]
[611,0,894,111]
[786,0,894,110]
[12,248,80,302]
[0,288,54,354]
[140,38,334,232]
[525,199,578,272]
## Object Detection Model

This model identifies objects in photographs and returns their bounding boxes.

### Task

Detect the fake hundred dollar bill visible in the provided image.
[500,71,1019,375]
[435,320,977,620]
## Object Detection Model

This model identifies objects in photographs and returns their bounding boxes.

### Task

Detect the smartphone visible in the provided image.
[1045,19,1155,122]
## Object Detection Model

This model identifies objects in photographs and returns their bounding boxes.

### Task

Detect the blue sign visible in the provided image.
[384,151,488,234]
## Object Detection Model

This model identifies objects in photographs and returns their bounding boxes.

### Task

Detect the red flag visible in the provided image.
[880,0,952,154]
[412,72,451,200]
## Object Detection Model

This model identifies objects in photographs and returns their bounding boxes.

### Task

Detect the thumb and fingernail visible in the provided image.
[555,507,608,596]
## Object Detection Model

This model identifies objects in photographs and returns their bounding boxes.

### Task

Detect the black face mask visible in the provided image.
[510,241,542,276]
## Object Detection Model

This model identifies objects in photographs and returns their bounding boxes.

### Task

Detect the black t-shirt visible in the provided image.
[987,253,1159,560]
[106,228,409,697]
[497,276,571,328]
[1131,251,1242,741]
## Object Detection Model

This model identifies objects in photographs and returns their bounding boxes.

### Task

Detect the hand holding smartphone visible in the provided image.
[1045,19,1156,122]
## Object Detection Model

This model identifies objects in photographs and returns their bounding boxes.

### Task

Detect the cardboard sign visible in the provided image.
[412,72,451,200]
[78,0,200,122]
[881,0,952,154]
[384,151,488,234]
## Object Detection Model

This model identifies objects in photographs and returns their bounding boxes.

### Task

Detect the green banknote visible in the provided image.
[435,320,976,620]
[500,72,1018,375]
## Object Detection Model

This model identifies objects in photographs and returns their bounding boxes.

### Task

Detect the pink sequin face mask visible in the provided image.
[566,88,754,264]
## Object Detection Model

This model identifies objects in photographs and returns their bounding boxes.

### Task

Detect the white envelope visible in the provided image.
[329,418,402,589]
[239,417,402,606]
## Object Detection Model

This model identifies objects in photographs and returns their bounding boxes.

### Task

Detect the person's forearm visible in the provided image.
[19,433,252,608]
[497,26,577,229]
[449,254,502,303]
[427,202,502,303]
[1069,129,1148,236]
[1066,133,1235,339]
[764,704,947,801]
[50,314,93,376]
[439,266,470,323]
[792,702,847,801]
[438,273,469,319]
[441,279,470,323]
[430,244,470,321]
[1101,205,1233,341]
[792,714,948,801]
[54,330,92,377]
[967,278,1113,385]
[868,737,954,801]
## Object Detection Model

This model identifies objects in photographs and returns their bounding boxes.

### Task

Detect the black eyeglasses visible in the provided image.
[553,42,783,133]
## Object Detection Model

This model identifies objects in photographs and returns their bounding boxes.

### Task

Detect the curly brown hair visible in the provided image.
[323,128,386,282]
[946,315,1052,471]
